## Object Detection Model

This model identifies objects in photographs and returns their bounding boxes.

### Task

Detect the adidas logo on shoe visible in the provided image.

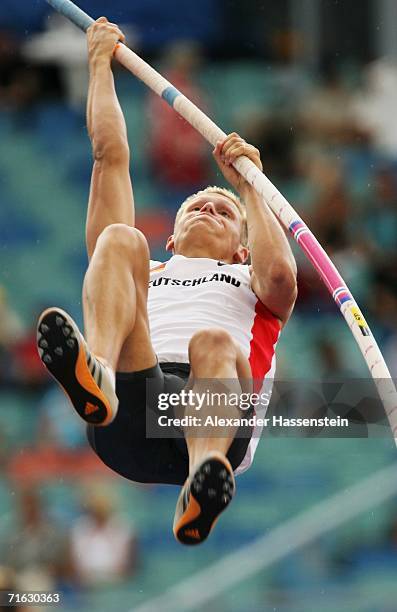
[85,402,100,416]
[184,528,200,539]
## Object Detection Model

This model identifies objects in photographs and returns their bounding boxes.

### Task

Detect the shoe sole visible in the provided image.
[37,308,113,426]
[174,455,235,545]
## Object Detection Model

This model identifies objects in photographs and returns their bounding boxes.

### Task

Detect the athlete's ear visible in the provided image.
[233,245,249,264]
[166,234,175,252]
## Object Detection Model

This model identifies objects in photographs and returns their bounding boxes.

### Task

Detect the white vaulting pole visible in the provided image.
[45,0,397,439]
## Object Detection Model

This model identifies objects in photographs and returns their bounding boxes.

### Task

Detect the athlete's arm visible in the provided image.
[213,133,297,325]
[85,17,135,259]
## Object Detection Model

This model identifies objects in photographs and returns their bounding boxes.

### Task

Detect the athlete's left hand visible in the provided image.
[213,133,262,193]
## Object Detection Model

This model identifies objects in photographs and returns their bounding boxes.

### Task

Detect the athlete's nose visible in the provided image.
[200,202,216,215]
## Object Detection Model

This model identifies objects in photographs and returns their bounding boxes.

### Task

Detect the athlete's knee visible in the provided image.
[96,224,149,259]
[189,328,237,363]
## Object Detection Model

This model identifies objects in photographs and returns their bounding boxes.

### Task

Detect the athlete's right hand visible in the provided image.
[87,17,125,65]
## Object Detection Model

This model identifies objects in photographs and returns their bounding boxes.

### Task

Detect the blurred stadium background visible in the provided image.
[1,1,397,610]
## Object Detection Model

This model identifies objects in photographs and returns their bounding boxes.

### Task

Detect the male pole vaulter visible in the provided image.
[37,18,297,545]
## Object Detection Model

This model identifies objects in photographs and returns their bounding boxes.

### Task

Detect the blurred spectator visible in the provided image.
[0,428,10,473]
[0,565,21,612]
[0,287,25,386]
[359,165,397,258]
[367,260,397,345]
[299,61,363,148]
[354,58,397,157]
[147,41,211,211]
[305,155,351,244]
[315,337,355,380]
[294,155,368,312]
[22,16,85,109]
[11,326,49,392]
[269,29,312,110]
[69,483,138,587]
[0,292,50,390]
[0,30,40,113]
[0,286,24,348]
[4,303,56,392]
[0,486,71,589]
[242,112,297,181]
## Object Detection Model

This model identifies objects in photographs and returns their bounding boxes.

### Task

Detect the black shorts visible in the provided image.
[87,362,253,486]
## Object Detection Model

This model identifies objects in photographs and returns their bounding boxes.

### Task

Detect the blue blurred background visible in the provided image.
[0,1,397,610]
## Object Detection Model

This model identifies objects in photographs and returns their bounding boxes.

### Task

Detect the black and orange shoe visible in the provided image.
[173,451,235,545]
[37,307,118,426]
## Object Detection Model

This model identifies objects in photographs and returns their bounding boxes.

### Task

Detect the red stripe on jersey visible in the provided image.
[150,263,166,273]
[248,300,280,392]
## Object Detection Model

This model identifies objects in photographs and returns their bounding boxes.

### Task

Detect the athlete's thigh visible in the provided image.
[83,225,156,373]
[116,245,156,373]
[117,286,157,373]
[189,332,253,392]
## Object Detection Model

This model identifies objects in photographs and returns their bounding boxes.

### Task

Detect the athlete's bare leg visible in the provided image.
[173,328,252,545]
[36,222,157,426]
[185,328,251,471]
[82,223,156,373]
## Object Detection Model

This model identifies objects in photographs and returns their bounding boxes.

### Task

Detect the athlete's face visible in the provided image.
[168,192,248,263]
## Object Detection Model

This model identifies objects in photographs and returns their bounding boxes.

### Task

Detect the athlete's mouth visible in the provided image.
[191,213,221,226]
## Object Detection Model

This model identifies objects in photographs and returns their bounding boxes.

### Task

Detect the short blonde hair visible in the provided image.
[174,186,248,246]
